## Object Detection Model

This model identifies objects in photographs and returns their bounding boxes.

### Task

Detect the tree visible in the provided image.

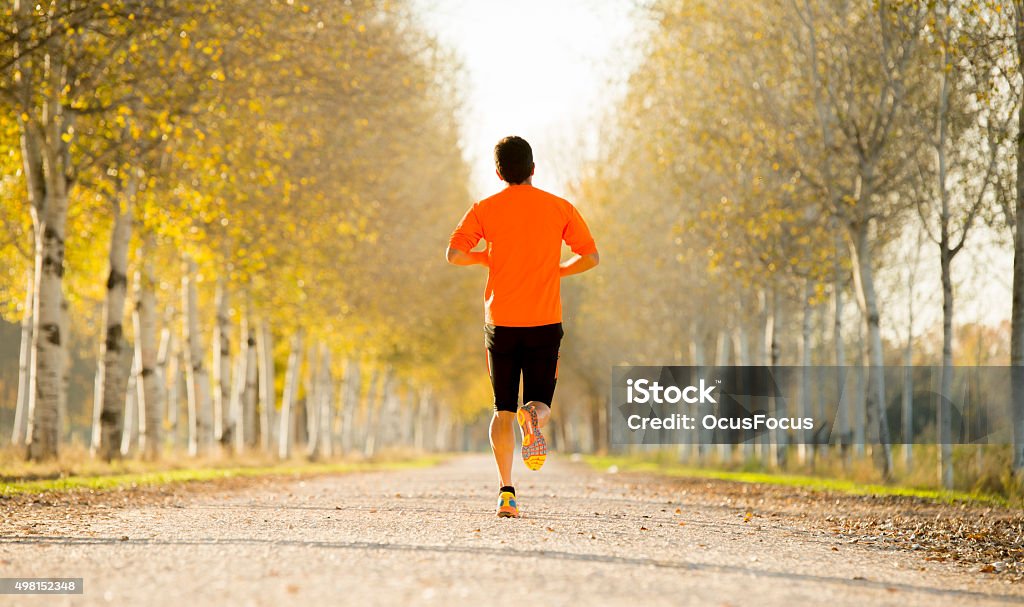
[910,0,1015,487]
[1010,1,1024,475]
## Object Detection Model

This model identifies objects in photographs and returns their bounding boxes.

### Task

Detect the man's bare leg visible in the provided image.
[490,411,516,487]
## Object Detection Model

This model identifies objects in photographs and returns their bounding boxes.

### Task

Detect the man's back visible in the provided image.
[448,184,597,327]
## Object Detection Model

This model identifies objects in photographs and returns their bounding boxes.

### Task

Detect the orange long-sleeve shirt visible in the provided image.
[448,184,598,327]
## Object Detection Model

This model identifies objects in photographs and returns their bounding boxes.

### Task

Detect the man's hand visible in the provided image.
[446,246,489,267]
[559,252,600,277]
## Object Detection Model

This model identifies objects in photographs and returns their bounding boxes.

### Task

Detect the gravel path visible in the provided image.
[2,454,1023,606]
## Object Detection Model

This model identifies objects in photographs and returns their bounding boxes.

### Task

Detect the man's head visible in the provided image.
[494,136,534,185]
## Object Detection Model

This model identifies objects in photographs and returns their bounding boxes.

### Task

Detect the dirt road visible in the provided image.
[2,454,1022,606]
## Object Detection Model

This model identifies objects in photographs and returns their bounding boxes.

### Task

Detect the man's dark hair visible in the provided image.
[494,136,534,184]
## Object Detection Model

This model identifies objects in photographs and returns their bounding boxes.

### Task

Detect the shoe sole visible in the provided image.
[497,510,518,518]
[518,406,547,471]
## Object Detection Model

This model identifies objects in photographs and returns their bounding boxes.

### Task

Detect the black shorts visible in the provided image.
[485,323,563,413]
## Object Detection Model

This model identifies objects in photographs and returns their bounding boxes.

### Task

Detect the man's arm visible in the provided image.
[447,204,486,267]
[559,252,599,277]
[446,246,488,267]
[561,201,598,277]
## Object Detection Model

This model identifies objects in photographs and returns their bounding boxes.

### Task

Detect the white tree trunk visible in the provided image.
[256,321,276,454]
[12,269,34,446]
[766,289,785,468]
[318,349,333,458]
[244,322,259,449]
[58,294,69,443]
[90,310,103,456]
[231,311,255,453]
[850,224,894,476]
[182,257,212,456]
[120,350,139,457]
[829,246,848,464]
[278,331,303,459]
[714,330,732,462]
[732,325,754,460]
[26,188,67,461]
[340,358,360,454]
[938,250,955,488]
[400,387,415,448]
[902,324,913,471]
[363,369,381,457]
[935,25,956,488]
[853,320,867,458]
[377,372,394,449]
[434,404,450,452]
[96,196,133,461]
[754,290,770,462]
[22,43,71,461]
[228,317,245,453]
[902,230,922,472]
[304,343,320,456]
[689,321,706,462]
[156,320,172,452]
[134,257,162,460]
[377,369,396,452]
[212,279,232,446]
[164,330,181,449]
[797,280,814,466]
[414,389,429,451]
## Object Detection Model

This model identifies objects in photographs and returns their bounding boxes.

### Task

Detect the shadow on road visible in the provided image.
[1,534,1020,603]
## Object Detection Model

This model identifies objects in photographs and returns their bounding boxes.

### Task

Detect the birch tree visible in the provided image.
[212,278,232,445]
[1008,1,1024,475]
[11,269,33,446]
[92,173,138,461]
[133,245,162,459]
[909,0,1015,487]
[278,331,303,460]
[181,257,211,455]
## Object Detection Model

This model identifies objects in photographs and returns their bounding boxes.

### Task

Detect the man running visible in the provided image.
[446,136,600,518]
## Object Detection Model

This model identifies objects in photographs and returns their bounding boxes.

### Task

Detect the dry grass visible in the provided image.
[0,443,442,494]
[587,445,1024,505]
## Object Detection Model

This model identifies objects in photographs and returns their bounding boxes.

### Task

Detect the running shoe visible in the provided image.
[497,490,519,518]
[517,404,547,471]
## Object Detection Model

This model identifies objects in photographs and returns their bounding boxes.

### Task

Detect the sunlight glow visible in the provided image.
[413,0,643,198]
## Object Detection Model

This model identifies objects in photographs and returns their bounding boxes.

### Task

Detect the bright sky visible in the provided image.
[412,0,643,199]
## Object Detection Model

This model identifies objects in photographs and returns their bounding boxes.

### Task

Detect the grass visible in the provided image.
[0,452,444,496]
[583,454,1013,507]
